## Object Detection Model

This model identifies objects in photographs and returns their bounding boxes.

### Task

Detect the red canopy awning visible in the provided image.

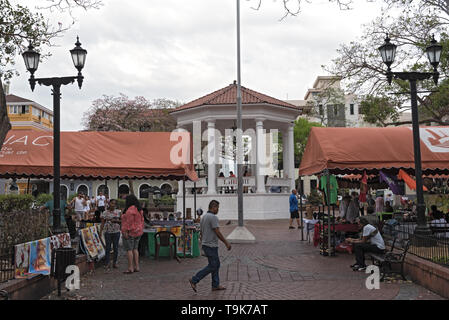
[298,126,449,176]
[0,130,198,181]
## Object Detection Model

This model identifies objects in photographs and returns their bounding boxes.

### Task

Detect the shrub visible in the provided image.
[35,193,53,207]
[68,194,77,204]
[308,190,323,206]
[0,194,34,213]
[154,195,175,207]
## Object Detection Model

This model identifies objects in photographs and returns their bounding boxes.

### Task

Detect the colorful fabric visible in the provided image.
[379,170,402,195]
[177,228,193,255]
[359,171,368,203]
[28,238,51,275]
[397,169,428,191]
[319,175,338,204]
[14,242,31,279]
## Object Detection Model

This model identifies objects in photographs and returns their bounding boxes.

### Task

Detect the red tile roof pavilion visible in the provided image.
[171,81,302,113]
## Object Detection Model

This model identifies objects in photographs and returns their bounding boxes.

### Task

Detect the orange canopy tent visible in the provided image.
[298,126,449,176]
[0,130,198,181]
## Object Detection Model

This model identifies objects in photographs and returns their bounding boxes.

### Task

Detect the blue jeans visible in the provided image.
[104,232,120,266]
[192,245,220,288]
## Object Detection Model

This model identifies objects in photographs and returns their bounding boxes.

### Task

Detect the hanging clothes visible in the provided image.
[319,174,338,205]
[397,169,428,191]
[359,171,368,203]
[379,170,403,195]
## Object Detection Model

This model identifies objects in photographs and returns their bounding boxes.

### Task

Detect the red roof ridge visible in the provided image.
[171,82,300,113]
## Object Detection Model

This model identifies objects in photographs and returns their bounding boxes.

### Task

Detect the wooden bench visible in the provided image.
[369,237,410,281]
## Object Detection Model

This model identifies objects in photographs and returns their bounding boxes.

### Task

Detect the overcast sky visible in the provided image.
[9,0,387,131]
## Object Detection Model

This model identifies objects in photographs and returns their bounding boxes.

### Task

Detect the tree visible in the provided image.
[324,0,449,126]
[249,0,360,19]
[82,94,181,195]
[0,0,102,150]
[304,85,346,126]
[294,117,323,166]
[82,94,180,132]
[0,79,12,148]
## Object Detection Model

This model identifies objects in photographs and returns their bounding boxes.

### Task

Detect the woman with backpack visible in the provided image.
[121,194,144,274]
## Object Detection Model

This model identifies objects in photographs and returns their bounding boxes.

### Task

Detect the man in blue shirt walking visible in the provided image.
[289,189,301,229]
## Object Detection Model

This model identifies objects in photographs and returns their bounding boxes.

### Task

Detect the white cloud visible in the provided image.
[9,0,385,131]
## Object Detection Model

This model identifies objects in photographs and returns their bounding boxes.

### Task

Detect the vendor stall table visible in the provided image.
[313,223,360,247]
[144,225,200,258]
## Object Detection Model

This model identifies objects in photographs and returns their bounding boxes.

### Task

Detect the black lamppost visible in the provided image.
[378,34,442,236]
[22,37,87,233]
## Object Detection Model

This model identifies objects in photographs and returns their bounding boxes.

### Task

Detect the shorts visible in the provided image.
[122,236,141,251]
[290,210,299,219]
[74,211,84,221]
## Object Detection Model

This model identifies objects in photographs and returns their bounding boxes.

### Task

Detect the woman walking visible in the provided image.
[100,199,121,271]
[121,195,144,274]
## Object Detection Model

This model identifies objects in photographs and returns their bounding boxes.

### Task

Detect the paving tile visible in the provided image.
[41,219,445,300]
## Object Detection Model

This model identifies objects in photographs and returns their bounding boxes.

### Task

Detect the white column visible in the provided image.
[255,119,266,193]
[287,123,296,191]
[282,128,289,180]
[207,120,217,195]
[192,120,202,169]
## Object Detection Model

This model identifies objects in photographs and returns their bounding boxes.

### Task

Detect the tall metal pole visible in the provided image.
[183,177,186,257]
[325,169,332,256]
[299,177,305,241]
[52,84,61,232]
[409,79,431,236]
[236,0,244,227]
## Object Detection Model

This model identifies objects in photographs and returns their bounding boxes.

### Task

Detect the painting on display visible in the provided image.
[14,242,31,279]
[80,227,98,259]
[176,228,193,255]
[94,223,106,247]
[56,233,71,248]
[90,225,105,260]
[28,238,51,275]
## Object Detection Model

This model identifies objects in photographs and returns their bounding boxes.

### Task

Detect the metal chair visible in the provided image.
[154,231,177,260]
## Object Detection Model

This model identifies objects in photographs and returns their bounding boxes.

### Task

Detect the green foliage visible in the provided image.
[431,256,449,265]
[324,0,449,125]
[307,189,323,206]
[154,195,175,206]
[0,0,101,81]
[116,199,126,209]
[294,118,323,166]
[359,95,399,126]
[68,194,77,204]
[0,194,34,212]
[35,193,53,207]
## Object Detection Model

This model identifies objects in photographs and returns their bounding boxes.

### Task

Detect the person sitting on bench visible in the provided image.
[346,217,385,271]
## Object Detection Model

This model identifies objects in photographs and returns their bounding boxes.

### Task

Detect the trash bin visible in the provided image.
[52,247,76,280]
[51,247,76,296]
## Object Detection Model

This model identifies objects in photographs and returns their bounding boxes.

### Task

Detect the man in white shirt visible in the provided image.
[346,217,385,271]
[96,192,107,223]
[69,192,86,229]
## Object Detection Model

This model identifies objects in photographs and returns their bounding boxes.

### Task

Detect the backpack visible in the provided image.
[122,205,144,237]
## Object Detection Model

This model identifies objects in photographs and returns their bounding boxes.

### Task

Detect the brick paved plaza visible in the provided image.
[44,219,444,300]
